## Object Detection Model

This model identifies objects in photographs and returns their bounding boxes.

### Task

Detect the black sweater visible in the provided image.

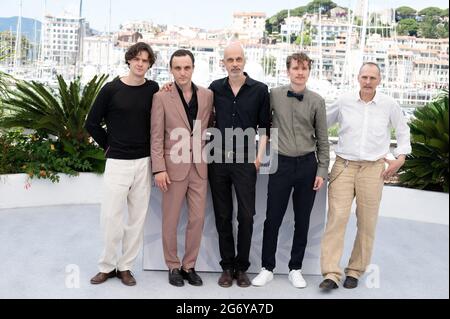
[85,78,159,159]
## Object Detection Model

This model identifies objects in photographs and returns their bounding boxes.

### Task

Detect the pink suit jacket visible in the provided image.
[151,86,213,181]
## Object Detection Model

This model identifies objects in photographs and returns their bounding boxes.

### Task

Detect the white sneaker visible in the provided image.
[289,269,307,288]
[251,268,274,287]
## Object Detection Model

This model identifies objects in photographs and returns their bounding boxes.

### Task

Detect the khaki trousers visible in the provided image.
[98,157,151,273]
[321,156,385,283]
[162,164,207,270]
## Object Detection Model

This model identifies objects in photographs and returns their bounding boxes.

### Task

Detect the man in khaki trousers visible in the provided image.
[319,62,411,290]
[151,49,213,287]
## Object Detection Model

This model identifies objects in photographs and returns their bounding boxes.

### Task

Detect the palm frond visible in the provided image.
[0,74,108,143]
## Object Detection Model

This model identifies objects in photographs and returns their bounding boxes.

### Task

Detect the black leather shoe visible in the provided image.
[218,269,233,288]
[234,270,251,288]
[169,268,185,287]
[343,276,358,289]
[181,268,203,286]
[319,279,339,290]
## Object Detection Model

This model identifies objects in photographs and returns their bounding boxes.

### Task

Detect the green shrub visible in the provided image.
[328,124,339,137]
[0,129,104,182]
[399,90,449,192]
[0,74,108,181]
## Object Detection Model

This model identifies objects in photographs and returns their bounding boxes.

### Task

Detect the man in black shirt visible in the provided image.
[208,42,270,288]
[85,42,159,286]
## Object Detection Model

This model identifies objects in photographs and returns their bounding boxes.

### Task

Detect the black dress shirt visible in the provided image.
[174,82,198,130]
[208,73,270,153]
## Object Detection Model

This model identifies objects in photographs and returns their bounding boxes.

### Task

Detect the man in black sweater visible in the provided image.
[85,42,159,286]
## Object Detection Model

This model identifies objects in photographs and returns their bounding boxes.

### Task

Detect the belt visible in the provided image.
[213,149,253,161]
[278,152,315,161]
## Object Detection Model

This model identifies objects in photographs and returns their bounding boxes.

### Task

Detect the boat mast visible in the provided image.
[359,0,369,66]
[13,0,23,71]
[75,0,84,78]
[318,6,323,80]
[107,0,112,75]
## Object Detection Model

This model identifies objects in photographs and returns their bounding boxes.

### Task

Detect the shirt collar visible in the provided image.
[355,90,380,104]
[174,81,198,93]
[222,72,256,87]
[287,85,308,95]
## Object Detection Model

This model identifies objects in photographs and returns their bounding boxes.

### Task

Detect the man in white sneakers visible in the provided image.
[252,53,329,288]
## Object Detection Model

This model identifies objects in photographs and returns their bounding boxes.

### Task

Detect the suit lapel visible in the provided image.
[170,89,191,130]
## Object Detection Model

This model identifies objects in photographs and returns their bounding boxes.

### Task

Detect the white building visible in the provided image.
[330,7,348,19]
[232,12,266,40]
[280,16,304,37]
[41,14,87,65]
[311,19,350,47]
[120,20,156,40]
[376,9,395,25]
[354,0,366,18]
[82,35,124,77]
[166,25,200,39]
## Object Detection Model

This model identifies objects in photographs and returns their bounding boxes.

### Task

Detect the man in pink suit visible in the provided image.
[151,49,213,287]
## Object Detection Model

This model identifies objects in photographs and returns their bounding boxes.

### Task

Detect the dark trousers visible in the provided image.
[261,152,318,271]
[208,162,257,272]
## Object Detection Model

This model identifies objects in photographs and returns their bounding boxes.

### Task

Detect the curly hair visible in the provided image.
[125,42,156,68]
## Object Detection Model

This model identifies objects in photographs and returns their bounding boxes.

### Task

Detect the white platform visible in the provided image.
[0,173,103,209]
[143,174,327,275]
[1,172,448,278]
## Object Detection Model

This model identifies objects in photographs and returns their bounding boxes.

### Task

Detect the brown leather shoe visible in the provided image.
[117,270,136,286]
[218,269,233,288]
[234,270,251,288]
[90,270,116,284]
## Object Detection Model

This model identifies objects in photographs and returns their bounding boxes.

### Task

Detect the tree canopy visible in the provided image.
[418,7,445,17]
[265,3,448,39]
[265,0,337,34]
[396,6,417,19]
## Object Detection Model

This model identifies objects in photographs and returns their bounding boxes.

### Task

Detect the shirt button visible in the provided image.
[232,113,236,117]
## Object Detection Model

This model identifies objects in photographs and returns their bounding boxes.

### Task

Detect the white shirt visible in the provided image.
[327,90,412,161]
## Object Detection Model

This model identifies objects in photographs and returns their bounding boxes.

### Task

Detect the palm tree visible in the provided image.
[0,74,108,143]
[400,90,449,192]
[0,48,14,110]
[0,74,109,173]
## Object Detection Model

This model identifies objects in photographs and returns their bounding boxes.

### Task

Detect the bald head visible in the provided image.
[222,42,246,79]
[223,42,245,60]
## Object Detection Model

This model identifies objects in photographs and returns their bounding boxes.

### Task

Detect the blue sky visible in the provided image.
[1,0,448,32]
